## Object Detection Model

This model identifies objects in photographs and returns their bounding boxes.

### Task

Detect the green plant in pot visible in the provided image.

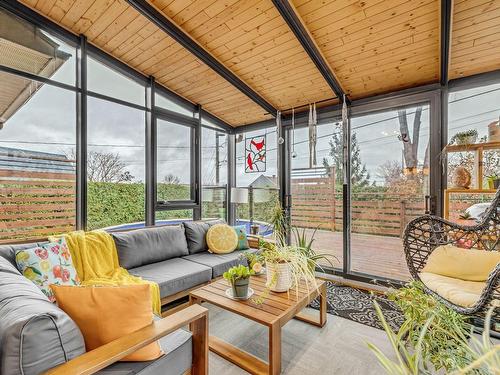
[223,265,254,298]
[486,174,500,190]
[449,129,478,145]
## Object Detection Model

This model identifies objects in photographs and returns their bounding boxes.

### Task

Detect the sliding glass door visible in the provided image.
[289,120,343,271]
[349,104,431,281]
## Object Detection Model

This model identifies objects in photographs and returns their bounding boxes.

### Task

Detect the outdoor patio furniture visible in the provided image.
[403,188,500,320]
[189,275,327,375]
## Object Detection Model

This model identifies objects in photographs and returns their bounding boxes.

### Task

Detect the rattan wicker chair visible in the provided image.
[403,188,500,321]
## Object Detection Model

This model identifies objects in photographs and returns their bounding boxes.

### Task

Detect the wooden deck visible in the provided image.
[298,229,410,281]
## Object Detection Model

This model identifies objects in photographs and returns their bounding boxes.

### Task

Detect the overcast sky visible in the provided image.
[1,35,499,188]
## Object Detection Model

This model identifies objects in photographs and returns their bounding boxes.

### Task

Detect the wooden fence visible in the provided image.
[0,153,75,243]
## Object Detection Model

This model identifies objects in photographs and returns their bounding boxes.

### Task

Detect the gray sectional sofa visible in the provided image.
[0,221,255,375]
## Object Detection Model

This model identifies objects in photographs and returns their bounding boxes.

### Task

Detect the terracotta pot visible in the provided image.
[266,261,292,292]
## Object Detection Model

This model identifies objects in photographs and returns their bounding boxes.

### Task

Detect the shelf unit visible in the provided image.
[443,141,500,219]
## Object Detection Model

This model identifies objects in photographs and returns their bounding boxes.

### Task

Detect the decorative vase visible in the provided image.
[266,262,292,292]
[452,167,472,189]
[231,278,249,298]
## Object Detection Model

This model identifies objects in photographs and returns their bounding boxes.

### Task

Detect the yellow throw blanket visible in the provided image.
[51,230,161,315]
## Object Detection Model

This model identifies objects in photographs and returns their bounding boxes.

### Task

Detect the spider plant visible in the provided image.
[368,283,500,374]
[292,226,337,270]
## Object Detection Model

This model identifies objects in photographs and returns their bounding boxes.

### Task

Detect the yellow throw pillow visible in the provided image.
[51,284,163,361]
[422,244,500,282]
[206,224,238,254]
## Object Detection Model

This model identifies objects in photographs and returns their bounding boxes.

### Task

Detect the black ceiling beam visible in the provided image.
[126,0,277,117]
[272,0,348,103]
[440,0,453,86]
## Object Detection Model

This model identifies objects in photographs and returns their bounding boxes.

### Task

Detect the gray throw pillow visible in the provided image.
[183,219,225,254]
[112,225,189,269]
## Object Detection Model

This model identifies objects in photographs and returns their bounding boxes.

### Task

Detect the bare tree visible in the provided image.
[163,173,180,184]
[87,151,134,183]
[398,107,429,173]
[377,160,403,186]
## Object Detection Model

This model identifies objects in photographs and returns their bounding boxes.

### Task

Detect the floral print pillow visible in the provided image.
[15,238,80,302]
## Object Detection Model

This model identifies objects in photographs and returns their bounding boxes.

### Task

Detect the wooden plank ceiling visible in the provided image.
[16,0,500,126]
[293,0,441,99]
[449,0,500,79]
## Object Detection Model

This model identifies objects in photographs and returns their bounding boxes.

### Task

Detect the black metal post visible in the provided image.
[76,35,87,230]
[227,134,236,225]
[343,104,352,275]
[145,77,156,226]
[194,105,202,220]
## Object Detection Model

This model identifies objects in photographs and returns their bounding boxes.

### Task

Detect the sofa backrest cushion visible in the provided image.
[0,257,85,375]
[0,241,47,267]
[183,219,225,254]
[112,225,189,269]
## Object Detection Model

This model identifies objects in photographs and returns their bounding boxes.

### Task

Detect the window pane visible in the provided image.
[88,56,145,105]
[0,72,76,242]
[0,8,76,86]
[87,97,145,230]
[155,93,193,117]
[157,120,192,202]
[156,209,193,224]
[202,127,227,220]
[291,121,343,269]
[349,105,431,281]
[235,129,278,233]
[446,84,500,221]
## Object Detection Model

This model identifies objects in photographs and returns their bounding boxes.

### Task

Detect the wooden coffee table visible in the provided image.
[189,275,327,375]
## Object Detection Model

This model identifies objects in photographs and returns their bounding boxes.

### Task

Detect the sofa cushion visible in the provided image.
[95,329,192,375]
[0,241,47,267]
[183,219,225,254]
[129,258,211,298]
[51,284,163,362]
[112,226,189,269]
[15,238,80,302]
[183,249,257,278]
[0,257,85,375]
[420,272,486,308]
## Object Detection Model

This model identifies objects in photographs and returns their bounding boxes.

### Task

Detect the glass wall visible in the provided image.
[87,96,146,230]
[235,128,279,234]
[290,121,343,270]
[446,84,500,221]
[156,119,193,204]
[202,127,227,220]
[349,104,431,281]
[0,73,76,243]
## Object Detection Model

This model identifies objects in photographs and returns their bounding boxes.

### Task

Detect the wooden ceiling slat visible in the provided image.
[94,8,141,46]
[60,0,97,27]
[47,0,75,22]
[450,0,500,79]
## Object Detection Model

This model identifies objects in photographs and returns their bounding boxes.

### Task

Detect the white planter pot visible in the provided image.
[266,262,292,292]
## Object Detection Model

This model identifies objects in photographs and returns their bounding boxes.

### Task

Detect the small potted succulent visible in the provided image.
[486,173,500,189]
[223,265,254,298]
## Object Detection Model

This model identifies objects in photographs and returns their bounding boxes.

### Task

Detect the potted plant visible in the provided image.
[486,173,500,189]
[223,265,254,299]
[241,251,265,275]
[449,129,478,145]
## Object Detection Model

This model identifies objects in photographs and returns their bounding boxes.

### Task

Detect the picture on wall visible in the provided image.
[245,134,266,173]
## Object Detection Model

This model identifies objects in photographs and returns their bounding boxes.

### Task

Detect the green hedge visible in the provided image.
[87,182,191,230]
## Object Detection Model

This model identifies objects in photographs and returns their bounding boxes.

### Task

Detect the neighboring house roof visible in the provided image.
[0,146,74,174]
[249,175,277,188]
[0,8,70,127]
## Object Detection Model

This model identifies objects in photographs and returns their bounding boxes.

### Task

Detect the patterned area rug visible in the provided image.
[309,281,405,331]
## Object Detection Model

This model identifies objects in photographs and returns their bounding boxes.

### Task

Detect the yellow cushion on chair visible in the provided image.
[422,244,500,282]
[419,272,485,308]
[51,284,163,362]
